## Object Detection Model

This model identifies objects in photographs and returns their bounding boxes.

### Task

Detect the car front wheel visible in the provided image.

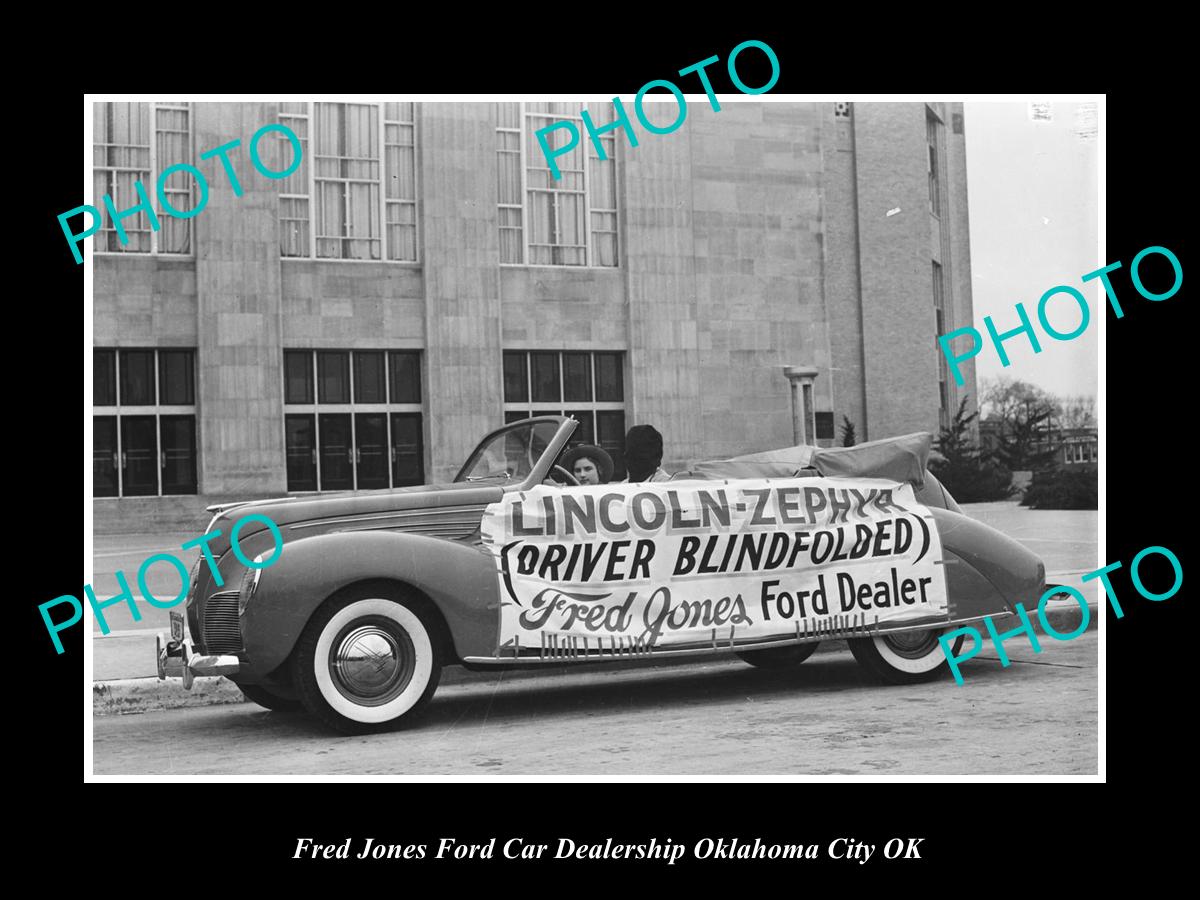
[848,628,965,685]
[293,588,442,734]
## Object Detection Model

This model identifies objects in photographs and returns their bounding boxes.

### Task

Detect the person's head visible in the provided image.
[624,425,663,482]
[573,456,600,485]
[561,444,613,486]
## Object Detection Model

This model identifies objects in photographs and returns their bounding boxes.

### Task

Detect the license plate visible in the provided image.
[170,610,185,643]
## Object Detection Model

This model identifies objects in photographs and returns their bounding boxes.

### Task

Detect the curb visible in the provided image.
[93,598,1098,717]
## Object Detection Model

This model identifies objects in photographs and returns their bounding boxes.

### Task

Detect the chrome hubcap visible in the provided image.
[332,624,413,703]
[883,629,939,658]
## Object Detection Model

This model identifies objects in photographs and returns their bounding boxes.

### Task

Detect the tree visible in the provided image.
[840,415,857,447]
[1058,395,1096,429]
[981,377,1060,472]
[929,395,1012,502]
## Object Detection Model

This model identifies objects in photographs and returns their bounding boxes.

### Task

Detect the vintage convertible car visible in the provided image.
[157,416,1047,734]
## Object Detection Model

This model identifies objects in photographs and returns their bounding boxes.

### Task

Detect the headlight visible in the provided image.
[237,561,264,614]
[185,555,201,606]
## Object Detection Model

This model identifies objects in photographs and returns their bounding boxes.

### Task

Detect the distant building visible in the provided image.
[979,418,1097,472]
[91,100,976,529]
[1056,427,1099,468]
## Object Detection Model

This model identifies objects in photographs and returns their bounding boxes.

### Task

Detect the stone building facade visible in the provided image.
[91,99,976,531]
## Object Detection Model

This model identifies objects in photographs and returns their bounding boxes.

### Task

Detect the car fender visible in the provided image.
[240,531,498,679]
[930,507,1045,620]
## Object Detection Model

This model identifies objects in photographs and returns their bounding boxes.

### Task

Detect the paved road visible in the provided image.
[93,631,1098,777]
[960,502,1099,580]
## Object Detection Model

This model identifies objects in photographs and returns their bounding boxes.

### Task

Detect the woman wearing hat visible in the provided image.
[559,444,614,485]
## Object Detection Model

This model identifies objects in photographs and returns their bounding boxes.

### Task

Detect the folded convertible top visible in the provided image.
[675,432,932,486]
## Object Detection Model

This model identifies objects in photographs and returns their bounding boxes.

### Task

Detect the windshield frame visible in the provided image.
[453,416,577,489]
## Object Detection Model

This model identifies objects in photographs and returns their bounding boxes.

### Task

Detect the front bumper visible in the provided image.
[156,611,240,689]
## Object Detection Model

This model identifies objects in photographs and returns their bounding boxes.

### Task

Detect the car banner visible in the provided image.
[480,477,949,657]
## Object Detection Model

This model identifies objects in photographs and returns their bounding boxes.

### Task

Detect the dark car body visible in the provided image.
[159,416,1046,731]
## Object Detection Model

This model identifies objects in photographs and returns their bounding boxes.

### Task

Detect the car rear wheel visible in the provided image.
[239,683,302,712]
[848,628,965,685]
[292,588,443,734]
[737,641,820,668]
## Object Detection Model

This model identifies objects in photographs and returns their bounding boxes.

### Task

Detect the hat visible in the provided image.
[624,425,663,477]
[560,444,614,484]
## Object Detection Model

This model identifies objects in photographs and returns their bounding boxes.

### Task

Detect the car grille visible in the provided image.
[203,591,243,654]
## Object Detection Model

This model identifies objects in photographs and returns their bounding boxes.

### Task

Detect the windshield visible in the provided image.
[455,420,563,483]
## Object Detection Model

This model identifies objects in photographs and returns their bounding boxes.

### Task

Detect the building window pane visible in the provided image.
[563,352,592,402]
[355,413,389,488]
[120,415,159,496]
[95,347,198,498]
[597,411,627,480]
[355,351,386,404]
[314,103,382,261]
[318,413,353,490]
[318,351,350,404]
[285,414,318,492]
[384,104,418,262]
[94,350,116,406]
[160,415,197,494]
[95,102,152,254]
[287,349,424,492]
[504,351,627,480]
[93,102,191,255]
[594,352,623,402]
[120,350,156,406]
[531,352,561,402]
[503,352,528,403]
[391,413,425,487]
[498,102,619,267]
[156,104,193,253]
[927,109,942,217]
[933,261,949,427]
[564,410,595,446]
[285,350,314,404]
[158,350,194,405]
[388,351,422,404]
[94,416,118,497]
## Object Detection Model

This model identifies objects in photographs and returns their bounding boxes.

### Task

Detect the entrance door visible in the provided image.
[319,413,353,490]
[120,416,158,496]
[355,413,389,489]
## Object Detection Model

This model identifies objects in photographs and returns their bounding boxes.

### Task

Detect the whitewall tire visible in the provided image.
[848,628,965,685]
[293,589,443,734]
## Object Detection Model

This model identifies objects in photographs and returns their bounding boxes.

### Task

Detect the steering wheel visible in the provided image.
[551,465,580,486]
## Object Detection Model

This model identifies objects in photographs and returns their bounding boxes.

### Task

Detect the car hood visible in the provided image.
[207,480,507,533]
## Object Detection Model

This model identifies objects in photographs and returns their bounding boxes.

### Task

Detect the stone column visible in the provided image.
[192,102,286,498]
[783,365,819,445]
[419,103,504,482]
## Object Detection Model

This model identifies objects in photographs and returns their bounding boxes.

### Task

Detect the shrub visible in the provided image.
[840,416,857,447]
[1021,468,1098,510]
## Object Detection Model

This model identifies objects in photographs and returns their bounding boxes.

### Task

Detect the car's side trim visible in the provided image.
[461,613,990,664]
[289,505,490,530]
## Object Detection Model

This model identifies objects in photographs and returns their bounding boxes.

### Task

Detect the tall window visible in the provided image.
[496,102,619,267]
[932,261,949,430]
[283,350,424,491]
[502,350,626,477]
[926,108,942,217]
[93,102,193,254]
[278,102,418,262]
[93,349,198,496]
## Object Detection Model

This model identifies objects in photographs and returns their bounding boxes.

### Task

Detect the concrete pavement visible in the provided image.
[92,630,1100,776]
